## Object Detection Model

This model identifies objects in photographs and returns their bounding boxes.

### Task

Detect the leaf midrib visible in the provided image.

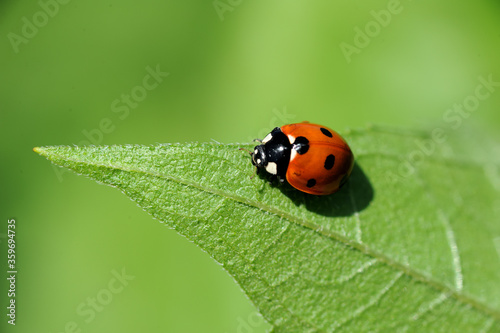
[36,147,500,321]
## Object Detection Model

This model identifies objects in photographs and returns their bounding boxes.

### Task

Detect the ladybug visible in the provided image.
[249,122,354,195]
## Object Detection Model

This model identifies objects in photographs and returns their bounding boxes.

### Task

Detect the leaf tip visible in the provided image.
[33,147,47,157]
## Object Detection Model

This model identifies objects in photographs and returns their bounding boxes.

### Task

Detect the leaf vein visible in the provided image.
[414,167,464,291]
[333,271,404,331]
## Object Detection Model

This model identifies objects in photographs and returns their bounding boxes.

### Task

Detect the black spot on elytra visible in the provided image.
[320,127,333,138]
[324,154,335,170]
[293,136,309,155]
[306,178,316,188]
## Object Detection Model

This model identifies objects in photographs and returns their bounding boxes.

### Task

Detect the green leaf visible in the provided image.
[34,125,500,332]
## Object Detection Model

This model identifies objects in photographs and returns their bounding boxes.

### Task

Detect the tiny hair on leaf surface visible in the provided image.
[34,125,500,332]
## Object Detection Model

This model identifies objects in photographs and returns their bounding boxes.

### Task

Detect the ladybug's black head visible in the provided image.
[248,127,291,181]
[251,145,267,168]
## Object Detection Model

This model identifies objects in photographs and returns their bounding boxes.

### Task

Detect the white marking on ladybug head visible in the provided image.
[287,134,296,144]
[256,158,261,165]
[265,162,278,175]
[290,149,298,161]
[262,133,273,144]
[254,149,259,155]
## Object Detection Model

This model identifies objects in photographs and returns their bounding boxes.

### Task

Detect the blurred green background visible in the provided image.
[1,0,500,332]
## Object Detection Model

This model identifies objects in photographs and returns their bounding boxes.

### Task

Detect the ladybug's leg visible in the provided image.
[253,138,263,143]
[267,174,285,187]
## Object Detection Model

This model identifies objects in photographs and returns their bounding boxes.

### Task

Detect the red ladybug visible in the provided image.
[249,122,354,195]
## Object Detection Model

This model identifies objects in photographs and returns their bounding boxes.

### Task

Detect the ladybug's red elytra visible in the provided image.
[249,122,354,195]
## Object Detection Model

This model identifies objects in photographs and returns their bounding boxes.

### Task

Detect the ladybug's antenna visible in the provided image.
[239,148,259,179]
[250,166,258,179]
[239,147,253,155]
